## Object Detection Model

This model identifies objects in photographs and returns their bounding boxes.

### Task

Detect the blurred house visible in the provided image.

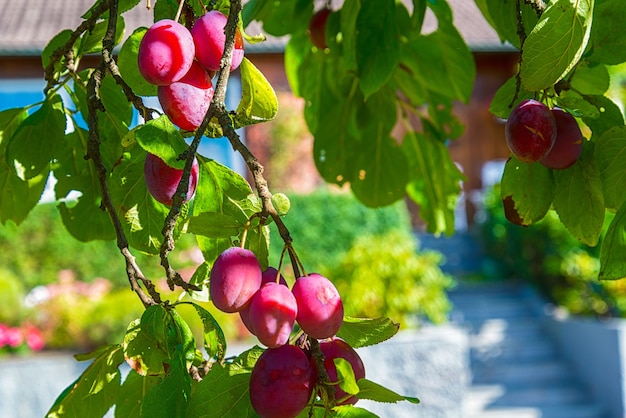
[0,0,518,226]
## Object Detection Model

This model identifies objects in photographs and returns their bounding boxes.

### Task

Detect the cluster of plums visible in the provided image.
[505,99,583,169]
[209,247,365,417]
[139,10,244,206]
[138,10,244,131]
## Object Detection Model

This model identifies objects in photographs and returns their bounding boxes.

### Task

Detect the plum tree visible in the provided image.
[209,247,262,313]
[144,152,199,206]
[191,10,244,72]
[4,0,626,417]
[248,282,298,347]
[292,273,344,339]
[505,99,557,163]
[157,61,215,131]
[540,108,584,170]
[137,19,195,85]
[249,345,315,418]
[318,337,366,405]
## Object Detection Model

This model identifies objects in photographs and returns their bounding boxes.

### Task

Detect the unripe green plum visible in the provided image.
[144,153,199,206]
[158,61,214,131]
[210,247,262,313]
[191,10,244,72]
[540,108,583,169]
[249,345,315,418]
[292,273,343,339]
[505,99,557,163]
[137,19,195,86]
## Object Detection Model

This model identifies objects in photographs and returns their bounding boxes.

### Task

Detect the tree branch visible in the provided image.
[85,0,160,307]
[44,0,112,93]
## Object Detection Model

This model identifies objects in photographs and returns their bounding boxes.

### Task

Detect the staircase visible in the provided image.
[447,282,607,418]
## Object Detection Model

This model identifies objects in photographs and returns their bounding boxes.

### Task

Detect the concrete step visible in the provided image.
[452,281,606,418]
[471,360,577,386]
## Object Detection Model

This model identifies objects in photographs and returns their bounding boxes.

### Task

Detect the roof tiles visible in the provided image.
[0,0,513,56]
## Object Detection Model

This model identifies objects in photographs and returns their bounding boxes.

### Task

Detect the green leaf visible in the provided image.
[356,0,400,98]
[196,236,233,269]
[255,0,312,37]
[188,212,244,238]
[356,378,420,404]
[228,346,264,376]
[115,371,163,418]
[101,72,133,127]
[54,128,116,241]
[337,317,400,349]
[489,76,535,119]
[332,405,380,418]
[185,364,256,418]
[118,27,158,97]
[7,92,67,179]
[134,116,189,169]
[521,0,594,91]
[312,85,359,185]
[351,134,409,208]
[476,0,539,49]
[189,302,227,363]
[123,318,169,376]
[599,200,626,280]
[188,262,211,302]
[193,158,252,216]
[588,0,626,65]
[555,90,600,119]
[46,345,124,418]
[82,0,142,18]
[140,354,191,418]
[335,358,359,396]
[41,30,74,75]
[403,7,475,103]
[570,62,610,95]
[0,108,47,225]
[403,131,464,236]
[581,95,624,138]
[552,143,604,246]
[245,225,270,270]
[79,16,125,55]
[500,158,554,226]
[235,57,278,128]
[340,0,360,72]
[595,125,626,210]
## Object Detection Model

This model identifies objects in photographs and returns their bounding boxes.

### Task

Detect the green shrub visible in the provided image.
[0,203,199,289]
[268,189,411,276]
[329,230,454,327]
[477,184,622,317]
[0,270,25,323]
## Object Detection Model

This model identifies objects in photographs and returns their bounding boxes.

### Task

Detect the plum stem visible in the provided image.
[174,0,185,23]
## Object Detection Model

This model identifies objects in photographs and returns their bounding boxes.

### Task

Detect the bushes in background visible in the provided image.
[0,189,454,351]
[477,184,623,317]
[270,189,454,326]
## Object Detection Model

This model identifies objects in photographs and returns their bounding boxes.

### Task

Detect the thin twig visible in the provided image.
[85,0,160,307]
[44,0,112,93]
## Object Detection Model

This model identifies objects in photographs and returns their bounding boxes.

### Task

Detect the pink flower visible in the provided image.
[24,326,45,351]
[0,324,8,347]
[5,327,23,348]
